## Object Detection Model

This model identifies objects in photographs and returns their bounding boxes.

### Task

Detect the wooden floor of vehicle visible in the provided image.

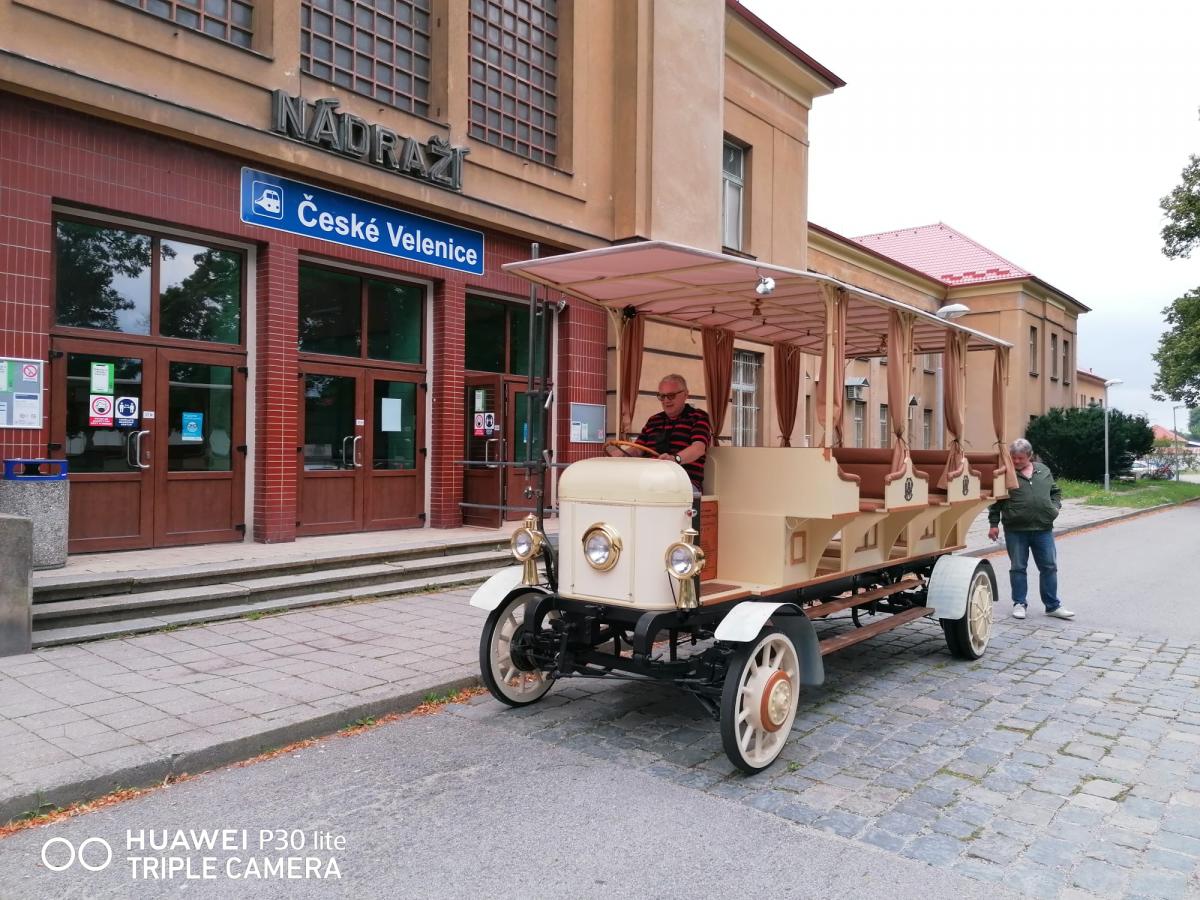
[696,574,934,657]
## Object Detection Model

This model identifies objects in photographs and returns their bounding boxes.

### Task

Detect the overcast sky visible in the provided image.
[745,0,1200,430]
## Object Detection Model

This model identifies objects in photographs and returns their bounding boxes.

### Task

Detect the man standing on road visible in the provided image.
[987,438,1075,620]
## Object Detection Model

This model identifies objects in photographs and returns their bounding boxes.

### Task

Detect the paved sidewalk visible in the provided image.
[0,498,1159,823]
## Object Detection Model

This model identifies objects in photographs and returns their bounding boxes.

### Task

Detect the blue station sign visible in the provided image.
[239,168,485,276]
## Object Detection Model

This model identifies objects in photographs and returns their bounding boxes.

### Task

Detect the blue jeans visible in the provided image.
[1004,529,1061,612]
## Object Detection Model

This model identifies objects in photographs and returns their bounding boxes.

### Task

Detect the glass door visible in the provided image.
[364,376,424,529]
[298,367,364,535]
[51,339,156,552]
[504,384,548,521]
[462,374,504,528]
[155,348,246,545]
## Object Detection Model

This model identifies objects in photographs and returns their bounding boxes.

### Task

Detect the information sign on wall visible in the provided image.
[0,357,44,430]
[569,403,607,444]
[239,168,485,275]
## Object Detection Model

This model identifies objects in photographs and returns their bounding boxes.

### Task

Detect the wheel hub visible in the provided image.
[507,624,540,672]
[759,670,793,732]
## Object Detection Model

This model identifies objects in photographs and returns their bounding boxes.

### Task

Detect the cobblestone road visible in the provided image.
[451,614,1200,900]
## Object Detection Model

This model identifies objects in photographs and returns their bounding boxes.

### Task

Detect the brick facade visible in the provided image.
[0,93,605,542]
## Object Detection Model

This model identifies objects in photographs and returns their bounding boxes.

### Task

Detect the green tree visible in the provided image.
[1155,118,1200,404]
[1026,407,1154,482]
[1190,406,1200,440]
[1161,143,1200,259]
[1151,288,1200,406]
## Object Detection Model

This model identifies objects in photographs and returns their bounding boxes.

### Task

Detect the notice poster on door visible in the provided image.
[90,362,115,394]
[473,412,485,437]
[89,394,114,427]
[181,411,204,442]
[381,398,403,432]
[114,396,140,428]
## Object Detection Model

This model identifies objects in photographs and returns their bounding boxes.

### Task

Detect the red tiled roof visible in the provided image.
[851,223,1030,287]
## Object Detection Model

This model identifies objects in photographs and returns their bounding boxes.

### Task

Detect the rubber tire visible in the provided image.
[478,591,553,707]
[720,626,800,775]
[940,560,997,660]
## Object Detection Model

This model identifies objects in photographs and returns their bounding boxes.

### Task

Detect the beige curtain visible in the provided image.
[774,343,802,446]
[814,288,847,447]
[702,327,735,445]
[887,310,914,475]
[993,346,1019,490]
[618,310,644,437]
[940,330,970,488]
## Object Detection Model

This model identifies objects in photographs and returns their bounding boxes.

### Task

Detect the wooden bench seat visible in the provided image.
[966,451,1007,498]
[910,449,979,499]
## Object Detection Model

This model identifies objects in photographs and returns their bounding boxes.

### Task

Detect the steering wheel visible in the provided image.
[604,439,661,457]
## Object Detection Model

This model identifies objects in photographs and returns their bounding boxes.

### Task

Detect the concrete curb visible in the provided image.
[964,495,1199,559]
[1,674,481,826]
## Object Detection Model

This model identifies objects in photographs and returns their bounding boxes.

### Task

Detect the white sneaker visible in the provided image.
[1046,607,1076,619]
[1012,605,1027,619]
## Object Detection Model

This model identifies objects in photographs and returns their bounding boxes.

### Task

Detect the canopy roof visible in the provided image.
[503,242,1011,357]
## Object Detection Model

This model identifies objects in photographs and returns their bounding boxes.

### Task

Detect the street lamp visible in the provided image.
[1173,405,1187,482]
[1103,378,1123,492]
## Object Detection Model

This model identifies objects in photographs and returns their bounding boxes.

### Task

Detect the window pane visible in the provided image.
[465,296,505,372]
[299,266,362,356]
[723,142,744,178]
[722,180,743,250]
[64,353,143,473]
[167,362,233,472]
[303,374,357,469]
[468,0,558,163]
[367,279,422,362]
[373,380,416,469]
[55,221,152,334]
[159,240,242,344]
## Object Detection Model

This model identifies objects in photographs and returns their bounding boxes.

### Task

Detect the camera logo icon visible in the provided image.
[41,837,113,872]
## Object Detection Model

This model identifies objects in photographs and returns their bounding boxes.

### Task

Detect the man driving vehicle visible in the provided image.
[606,374,711,496]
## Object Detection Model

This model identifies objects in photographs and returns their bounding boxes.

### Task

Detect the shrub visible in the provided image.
[1025,407,1154,482]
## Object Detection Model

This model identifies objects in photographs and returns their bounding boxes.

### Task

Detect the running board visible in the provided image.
[804,578,922,619]
[818,606,933,656]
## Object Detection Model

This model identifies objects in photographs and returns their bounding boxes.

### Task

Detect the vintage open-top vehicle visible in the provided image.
[470,241,1018,772]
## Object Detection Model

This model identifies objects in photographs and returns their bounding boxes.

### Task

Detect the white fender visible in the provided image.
[927,555,995,620]
[469,567,526,611]
[715,601,824,686]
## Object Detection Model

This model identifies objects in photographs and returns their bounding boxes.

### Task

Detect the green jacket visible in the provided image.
[987,461,1062,532]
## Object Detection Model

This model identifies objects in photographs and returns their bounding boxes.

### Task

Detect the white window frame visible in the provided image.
[731,348,762,447]
[852,400,866,448]
[923,409,933,450]
[1050,333,1059,380]
[879,403,890,448]
[722,141,746,252]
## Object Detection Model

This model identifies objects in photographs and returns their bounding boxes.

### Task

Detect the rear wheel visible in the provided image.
[479,591,554,706]
[941,562,996,659]
[720,627,800,774]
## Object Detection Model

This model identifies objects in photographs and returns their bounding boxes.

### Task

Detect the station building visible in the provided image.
[0,0,1090,555]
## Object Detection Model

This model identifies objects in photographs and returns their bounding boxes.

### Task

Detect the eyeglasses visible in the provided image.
[656,389,684,401]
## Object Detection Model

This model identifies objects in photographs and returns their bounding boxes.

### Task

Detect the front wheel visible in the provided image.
[479,591,554,707]
[940,561,997,660]
[720,627,800,774]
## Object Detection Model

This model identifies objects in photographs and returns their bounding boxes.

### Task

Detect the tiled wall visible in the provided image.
[0,92,606,539]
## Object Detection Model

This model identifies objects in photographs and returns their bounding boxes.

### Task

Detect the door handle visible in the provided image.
[134,430,151,469]
[484,438,500,469]
[352,435,364,469]
[341,435,354,469]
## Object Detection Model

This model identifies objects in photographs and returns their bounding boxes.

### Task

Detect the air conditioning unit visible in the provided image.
[845,385,865,401]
